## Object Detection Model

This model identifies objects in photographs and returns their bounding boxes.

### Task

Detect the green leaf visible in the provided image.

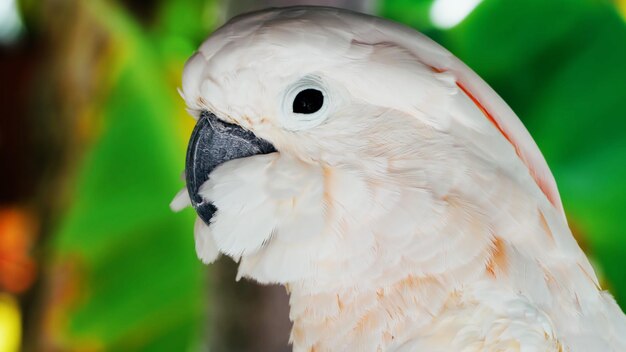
[47,1,214,350]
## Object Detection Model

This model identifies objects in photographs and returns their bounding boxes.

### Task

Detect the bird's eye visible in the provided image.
[280,76,331,131]
[293,89,324,114]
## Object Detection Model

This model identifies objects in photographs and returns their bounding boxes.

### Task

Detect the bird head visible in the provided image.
[174,7,563,291]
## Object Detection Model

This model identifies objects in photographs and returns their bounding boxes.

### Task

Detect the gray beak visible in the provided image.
[185,111,276,225]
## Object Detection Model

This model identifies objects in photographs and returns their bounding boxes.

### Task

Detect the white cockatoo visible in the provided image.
[171,6,626,351]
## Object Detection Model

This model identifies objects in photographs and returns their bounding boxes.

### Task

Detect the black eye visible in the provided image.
[292,89,324,114]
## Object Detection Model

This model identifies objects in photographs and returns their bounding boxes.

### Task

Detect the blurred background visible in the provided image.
[0,0,625,350]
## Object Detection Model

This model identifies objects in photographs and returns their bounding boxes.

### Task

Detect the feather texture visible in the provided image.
[175,6,626,351]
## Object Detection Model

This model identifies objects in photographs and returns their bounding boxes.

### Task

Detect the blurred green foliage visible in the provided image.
[39,0,219,350]
[26,0,626,350]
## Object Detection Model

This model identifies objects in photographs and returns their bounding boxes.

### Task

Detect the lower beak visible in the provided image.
[185,111,276,225]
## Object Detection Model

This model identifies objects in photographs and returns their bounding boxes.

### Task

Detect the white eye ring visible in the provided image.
[280,76,331,131]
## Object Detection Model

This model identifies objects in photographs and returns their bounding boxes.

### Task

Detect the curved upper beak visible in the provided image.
[185,111,276,225]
